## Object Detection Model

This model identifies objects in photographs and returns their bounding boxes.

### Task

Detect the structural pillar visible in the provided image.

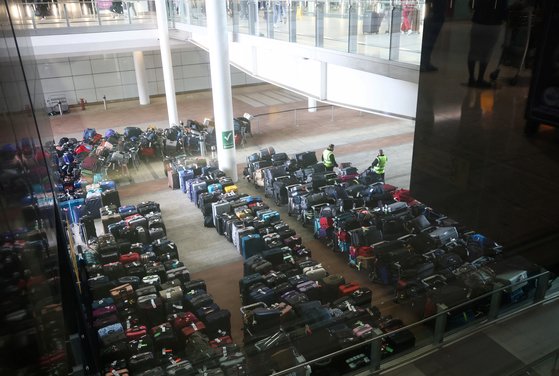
[133,51,150,105]
[308,97,317,112]
[155,0,179,126]
[206,0,238,182]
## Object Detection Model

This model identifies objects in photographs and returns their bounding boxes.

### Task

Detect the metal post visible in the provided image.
[433,304,448,345]
[534,270,550,303]
[127,2,132,24]
[369,328,384,373]
[266,5,273,38]
[102,95,107,110]
[288,0,297,42]
[63,3,70,27]
[248,0,257,35]
[232,0,240,41]
[348,3,358,53]
[96,3,102,25]
[487,283,504,321]
[389,4,401,61]
[199,134,206,157]
[58,101,63,116]
[31,5,37,29]
[315,1,324,47]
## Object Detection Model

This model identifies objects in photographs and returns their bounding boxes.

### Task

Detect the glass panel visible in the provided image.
[357,0,392,59]
[323,0,350,53]
[295,0,316,47]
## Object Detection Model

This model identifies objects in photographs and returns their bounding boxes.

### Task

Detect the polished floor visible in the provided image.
[55,82,559,375]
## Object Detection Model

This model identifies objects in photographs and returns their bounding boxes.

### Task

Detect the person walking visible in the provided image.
[371,149,388,181]
[466,0,508,88]
[322,144,338,172]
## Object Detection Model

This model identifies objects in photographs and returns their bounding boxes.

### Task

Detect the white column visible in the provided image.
[308,97,317,112]
[155,0,179,126]
[133,51,150,105]
[206,0,238,182]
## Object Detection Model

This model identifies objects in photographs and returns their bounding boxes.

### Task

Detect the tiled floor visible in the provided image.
[56,82,559,375]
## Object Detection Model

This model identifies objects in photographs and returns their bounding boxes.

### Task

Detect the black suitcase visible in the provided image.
[85,195,103,219]
[149,227,166,242]
[202,309,232,338]
[183,279,207,293]
[137,201,161,215]
[79,214,97,243]
[101,189,121,208]
[137,295,166,328]
[239,273,264,295]
[261,247,285,266]
[295,151,318,168]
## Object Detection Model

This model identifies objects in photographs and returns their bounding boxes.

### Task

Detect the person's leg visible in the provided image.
[467,59,476,86]
[477,61,491,87]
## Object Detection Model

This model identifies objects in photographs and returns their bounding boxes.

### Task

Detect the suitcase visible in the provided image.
[137,295,166,328]
[184,291,214,311]
[119,205,138,218]
[339,282,361,296]
[85,195,103,219]
[79,215,97,242]
[212,201,232,227]
[183,279,207,293]
[363,10,383,34]
[239,273,264,296]
[102,212,122,233]
[259,146,276,160]
[166,266,190,283]
[101,189,121,208]
[149,227,166,242]
[295,151,318,168]
[196,303,221,321]
[168,170,180,190]
[248,286,276,305]
[304,265,328,281]
[202,309,232,338]
[134,202,159,218]
[119,252,140,264]
[152,239,177,255]
[241,234,266,259]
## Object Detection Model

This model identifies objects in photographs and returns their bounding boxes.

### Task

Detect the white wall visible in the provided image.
[184,26,419,119]
[37,45,261,106]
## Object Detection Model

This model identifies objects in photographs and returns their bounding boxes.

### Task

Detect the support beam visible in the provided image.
[155,0,179,126]
[206,0,238,181]
[133,51,150,105]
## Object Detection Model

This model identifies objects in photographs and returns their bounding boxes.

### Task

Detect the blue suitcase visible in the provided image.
[207,183,223,194]
[242,234,266,259]
[59,198,85,223]
[258,210,280,224]
[248,286,277,305]
[118,205,138,218]
[99,180,117,191]
[179,169,195,193]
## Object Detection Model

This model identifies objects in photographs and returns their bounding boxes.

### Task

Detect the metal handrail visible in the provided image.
[268,269,556,376]
[508,348,559,376]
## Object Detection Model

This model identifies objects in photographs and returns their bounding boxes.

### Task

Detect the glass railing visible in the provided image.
[10,0,424,65]
[240,269,558,375]
[170,0,425,65]
[8,0,157,29]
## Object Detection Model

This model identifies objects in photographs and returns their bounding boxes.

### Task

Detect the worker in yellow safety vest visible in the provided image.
[371,149,388,181]
[322,144,338,171]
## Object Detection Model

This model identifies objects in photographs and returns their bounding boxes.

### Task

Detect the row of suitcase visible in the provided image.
[178,164,419,369]
[80,208,241,375]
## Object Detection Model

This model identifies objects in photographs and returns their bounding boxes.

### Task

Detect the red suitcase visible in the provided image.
[126,325,147,340]
[119,252,140,264]
[171,312,199,331]
[339,282,361,296]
